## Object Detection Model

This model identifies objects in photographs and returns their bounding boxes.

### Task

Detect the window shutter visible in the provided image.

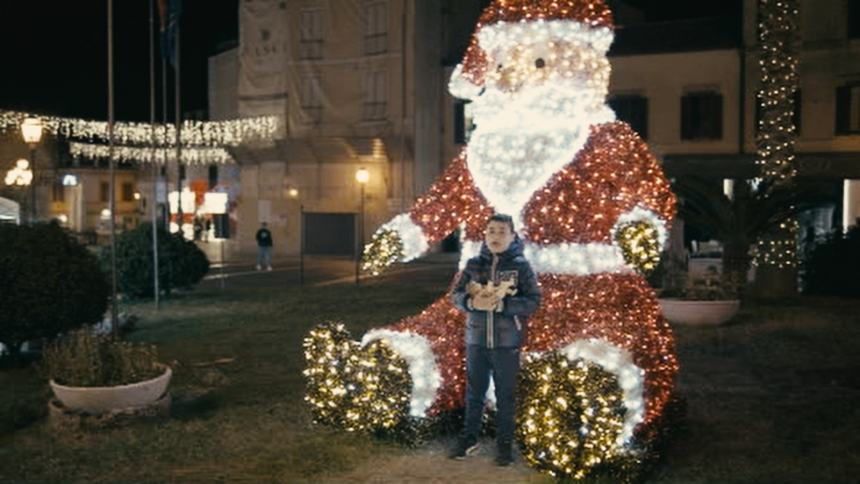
[712,93,723,139]
[836,85,850,135]
[454,102,466,145]
[681,95,694,140]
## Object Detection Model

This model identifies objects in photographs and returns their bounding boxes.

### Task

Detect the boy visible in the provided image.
[449,213,541,466]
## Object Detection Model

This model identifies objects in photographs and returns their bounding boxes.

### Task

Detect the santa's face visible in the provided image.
[465,37,615,218]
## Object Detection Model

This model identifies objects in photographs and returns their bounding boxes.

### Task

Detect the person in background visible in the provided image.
[256,222,273,271]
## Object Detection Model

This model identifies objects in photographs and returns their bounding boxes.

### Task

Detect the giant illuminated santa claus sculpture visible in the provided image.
[304,0,678,477]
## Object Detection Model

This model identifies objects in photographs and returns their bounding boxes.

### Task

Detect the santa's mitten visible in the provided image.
[362,228,405,276]
[362,214,430,276]
[613,220,661,274]
[303,322,412,432]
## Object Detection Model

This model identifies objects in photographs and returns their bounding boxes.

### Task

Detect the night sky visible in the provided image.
[0,0,739,123]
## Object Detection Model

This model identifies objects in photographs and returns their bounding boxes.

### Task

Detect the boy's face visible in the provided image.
[485,221,515,254]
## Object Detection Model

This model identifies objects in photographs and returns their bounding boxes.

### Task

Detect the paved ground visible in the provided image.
[198,249,463,290]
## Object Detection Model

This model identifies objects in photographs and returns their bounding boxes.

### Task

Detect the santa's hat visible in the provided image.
[450,0,615,99]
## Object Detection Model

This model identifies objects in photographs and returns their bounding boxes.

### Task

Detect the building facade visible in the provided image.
[209,0,450,257]
[603,0,860,239]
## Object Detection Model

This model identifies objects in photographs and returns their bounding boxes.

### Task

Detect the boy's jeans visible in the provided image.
[463,344,520,444]
[257,246,272,268]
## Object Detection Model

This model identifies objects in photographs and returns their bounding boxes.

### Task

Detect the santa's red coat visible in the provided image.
[380,121,677,438]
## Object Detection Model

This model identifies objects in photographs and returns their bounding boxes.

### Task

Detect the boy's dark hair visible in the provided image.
[488,213,515,232]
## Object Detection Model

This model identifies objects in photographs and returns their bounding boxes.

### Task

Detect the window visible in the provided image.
[849,1,860,38]
[681,91,723,140]
[300,75,323,123]
[299,9,323,60]
[121,182,134,202]
[454,101,467,145]
[755,89,801,135]
[363,1,387,55]
[454,101,475,145]
[836,84,860,135]
[208,164,219,189]
[363,70,387,120]
[609,94,649,139]
[100,181,110,202]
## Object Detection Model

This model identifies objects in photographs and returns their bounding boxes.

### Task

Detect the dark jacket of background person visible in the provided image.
[255,227,273,247]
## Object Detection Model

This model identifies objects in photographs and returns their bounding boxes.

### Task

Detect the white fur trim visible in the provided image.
[448,64,484,100]
[459,239,483,270]
[523,242,633,276]
[477,20,614,54]
[613,206,669,251]
[381,214,429,262]
[557,339,646,448]
[459,241,632,276]
[361,329,442,418]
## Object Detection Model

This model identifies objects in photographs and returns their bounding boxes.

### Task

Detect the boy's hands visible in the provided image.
[471,292,501,311]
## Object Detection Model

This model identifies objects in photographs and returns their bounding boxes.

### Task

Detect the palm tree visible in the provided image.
[672,177,825,295]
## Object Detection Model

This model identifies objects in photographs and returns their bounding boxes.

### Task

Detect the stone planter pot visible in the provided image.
[50,366,172,415]
[658,298,741,326]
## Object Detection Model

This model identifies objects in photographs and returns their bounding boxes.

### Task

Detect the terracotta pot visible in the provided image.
[50,366,172,414]
[658,298,741,326]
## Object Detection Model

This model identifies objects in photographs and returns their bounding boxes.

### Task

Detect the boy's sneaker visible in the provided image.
[448,435,479,460]
[495,441,514,466]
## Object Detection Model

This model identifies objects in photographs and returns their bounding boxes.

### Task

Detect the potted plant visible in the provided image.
[40,329,171,414]
[658,264,741,326]
[672,176,825,296]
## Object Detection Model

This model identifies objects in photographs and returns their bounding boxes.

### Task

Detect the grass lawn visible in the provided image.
[1,259,858,483]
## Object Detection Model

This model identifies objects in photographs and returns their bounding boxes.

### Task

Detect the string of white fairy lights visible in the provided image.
[0,109,280,147]
[68,142,233,165]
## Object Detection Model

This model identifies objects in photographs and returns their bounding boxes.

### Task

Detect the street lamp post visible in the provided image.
[20,118,43,224]
[355,167,370,285]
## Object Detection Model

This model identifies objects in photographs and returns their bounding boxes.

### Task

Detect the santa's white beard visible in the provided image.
[466,82,615,221]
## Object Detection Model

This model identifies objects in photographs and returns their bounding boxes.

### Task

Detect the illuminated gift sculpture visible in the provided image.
[304,0,678,477]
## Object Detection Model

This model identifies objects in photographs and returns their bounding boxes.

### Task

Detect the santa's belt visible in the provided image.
[459,240,632,276]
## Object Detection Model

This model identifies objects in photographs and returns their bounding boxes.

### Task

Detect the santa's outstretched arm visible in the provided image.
[606,124,678,273]
[362,152,492,274]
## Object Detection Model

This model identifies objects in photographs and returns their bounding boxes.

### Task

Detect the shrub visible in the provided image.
[40,329,162,387]
[0,222,109,358]
[105,223,210,299]
[802,226,860,298]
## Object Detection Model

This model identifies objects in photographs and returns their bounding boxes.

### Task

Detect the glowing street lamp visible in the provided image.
[20,118,43,223]
[355,167,370,284]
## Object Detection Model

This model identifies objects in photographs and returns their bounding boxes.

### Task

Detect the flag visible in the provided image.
[157,0,182,67]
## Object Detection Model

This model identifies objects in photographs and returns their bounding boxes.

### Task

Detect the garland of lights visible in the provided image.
[69,142,234,165]
[0,109,279,147]
[754,0,800,269]
[516,352,626,479]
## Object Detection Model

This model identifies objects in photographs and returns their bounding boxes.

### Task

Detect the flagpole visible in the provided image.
[108,0,119,336]
[174,9,183,232]
[149,0,161,310]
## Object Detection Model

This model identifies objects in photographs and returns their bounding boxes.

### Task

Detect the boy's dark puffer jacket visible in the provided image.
[451,236,541,348]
